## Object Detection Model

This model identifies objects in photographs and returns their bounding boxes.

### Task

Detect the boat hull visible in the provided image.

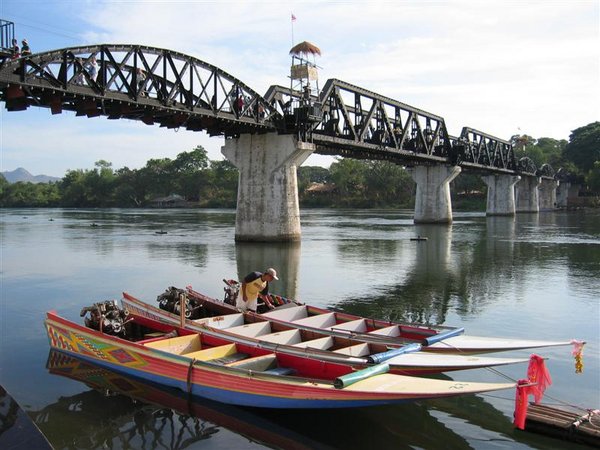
[45,312,515,409]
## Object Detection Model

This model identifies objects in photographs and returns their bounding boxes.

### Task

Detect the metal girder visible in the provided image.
[456,127,516,171]
[265,80,452,164]
[0,44,280,136]
[315,79,451,158]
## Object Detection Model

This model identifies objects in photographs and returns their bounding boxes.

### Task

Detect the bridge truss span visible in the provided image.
[0,44,280,136]
[453,127,517,173]
[266,79,453,165]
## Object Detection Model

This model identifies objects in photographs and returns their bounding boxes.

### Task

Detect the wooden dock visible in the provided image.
[524,403,600,447]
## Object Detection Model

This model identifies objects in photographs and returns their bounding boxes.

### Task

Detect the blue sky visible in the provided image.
[1,0,598,177]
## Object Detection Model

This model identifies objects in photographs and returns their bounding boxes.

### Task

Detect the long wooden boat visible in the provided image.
[123,292,532,375]
[182,285,575,354]
[45,311,516,408]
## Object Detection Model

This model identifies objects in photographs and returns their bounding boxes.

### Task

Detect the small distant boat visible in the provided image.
[45,309,516,409]
[410,236,427,241]
[90,223,99,227]
[155,230,168,235]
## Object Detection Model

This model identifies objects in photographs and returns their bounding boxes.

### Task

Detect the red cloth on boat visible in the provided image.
[527,354,552,403]
[514,379,532,430]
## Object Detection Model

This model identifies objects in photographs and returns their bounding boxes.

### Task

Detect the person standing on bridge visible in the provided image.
[87,56,98,82]
[20,39,31,56]
[236,268,279,313]
[10,39,19,59]
[136,68,147,96]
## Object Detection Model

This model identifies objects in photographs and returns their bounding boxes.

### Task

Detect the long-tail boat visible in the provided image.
[123,292,532,375]
[145,284,577,355]
[45,309,517,409]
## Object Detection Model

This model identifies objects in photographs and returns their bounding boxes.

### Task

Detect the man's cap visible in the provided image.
[265,268,279,280]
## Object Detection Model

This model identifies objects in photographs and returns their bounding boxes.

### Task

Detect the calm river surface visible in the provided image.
[1,208,599,449]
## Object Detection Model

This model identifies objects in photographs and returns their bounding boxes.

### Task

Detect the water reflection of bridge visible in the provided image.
[0,42,568,241]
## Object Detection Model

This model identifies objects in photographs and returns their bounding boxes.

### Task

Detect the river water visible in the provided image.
[0,208,598,449]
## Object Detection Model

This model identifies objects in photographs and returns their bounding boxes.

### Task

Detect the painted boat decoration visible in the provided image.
[123,292,531,375]
[45,310,516,409]
[182,284,575,354]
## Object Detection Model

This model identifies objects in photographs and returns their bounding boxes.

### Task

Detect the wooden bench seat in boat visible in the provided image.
[182,343,245,363]
[292,336,335,350]
[143,334,201,355]
[226,354,297,376]
[226,354,278,371]
[193,313,244,329]
[224,321,272,338]
[291,312,337,328]
[262,305,308,322]
[332,343,371,357]
[258,329,302,345]
[369,325,401,337]
[329,319,367,333]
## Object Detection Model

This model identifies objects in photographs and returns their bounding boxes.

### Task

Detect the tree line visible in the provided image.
[1,122,598,209]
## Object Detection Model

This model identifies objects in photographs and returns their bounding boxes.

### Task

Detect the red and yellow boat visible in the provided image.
[45,309,516,409]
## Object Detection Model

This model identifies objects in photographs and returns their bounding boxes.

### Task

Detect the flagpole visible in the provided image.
[291,13,296,47]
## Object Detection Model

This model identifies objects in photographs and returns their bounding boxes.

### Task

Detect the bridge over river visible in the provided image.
[0,44,571,241]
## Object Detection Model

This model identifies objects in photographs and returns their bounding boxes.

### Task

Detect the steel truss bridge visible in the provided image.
[0,44,557,179]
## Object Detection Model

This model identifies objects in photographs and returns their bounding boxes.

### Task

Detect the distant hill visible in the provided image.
[1,168,61,184]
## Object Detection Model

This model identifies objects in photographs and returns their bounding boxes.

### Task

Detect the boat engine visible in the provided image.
[156,287,203,319]
[80,300,131,336]
[223,279,240,306]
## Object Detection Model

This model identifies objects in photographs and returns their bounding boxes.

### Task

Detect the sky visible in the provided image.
[0,0,598,178]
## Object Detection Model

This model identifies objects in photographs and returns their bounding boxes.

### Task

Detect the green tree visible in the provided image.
[564,122,600,174]
[114,167,145,206]
[535,137,567,167]
[59,169,88,207]
[363,161,413,206]
[139,158,176,198]
[587,161,600,193]
[202,159,238,207]
[330,158,367,198]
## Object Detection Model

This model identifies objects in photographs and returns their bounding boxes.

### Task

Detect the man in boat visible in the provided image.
[236,268,279,313]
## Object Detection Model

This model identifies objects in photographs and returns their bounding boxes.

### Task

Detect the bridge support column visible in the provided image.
[222,133,314,242]
[538,179,559,211]
[555,181,574,208]
[515,176,541,213]
[482,174,521,216]
[410,165,461,224]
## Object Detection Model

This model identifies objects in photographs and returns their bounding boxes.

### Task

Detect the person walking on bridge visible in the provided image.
[236,268,279,313]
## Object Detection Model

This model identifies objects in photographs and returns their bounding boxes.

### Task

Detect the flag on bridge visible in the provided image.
[291,13,297,22]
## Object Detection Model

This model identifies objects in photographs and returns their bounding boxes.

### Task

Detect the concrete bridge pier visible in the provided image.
[222,133,314,242]
[555,181,577,208]
[410,165,461,224]
[539,179,559,211]
[482,174,521,216]
[515,176,541,213]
